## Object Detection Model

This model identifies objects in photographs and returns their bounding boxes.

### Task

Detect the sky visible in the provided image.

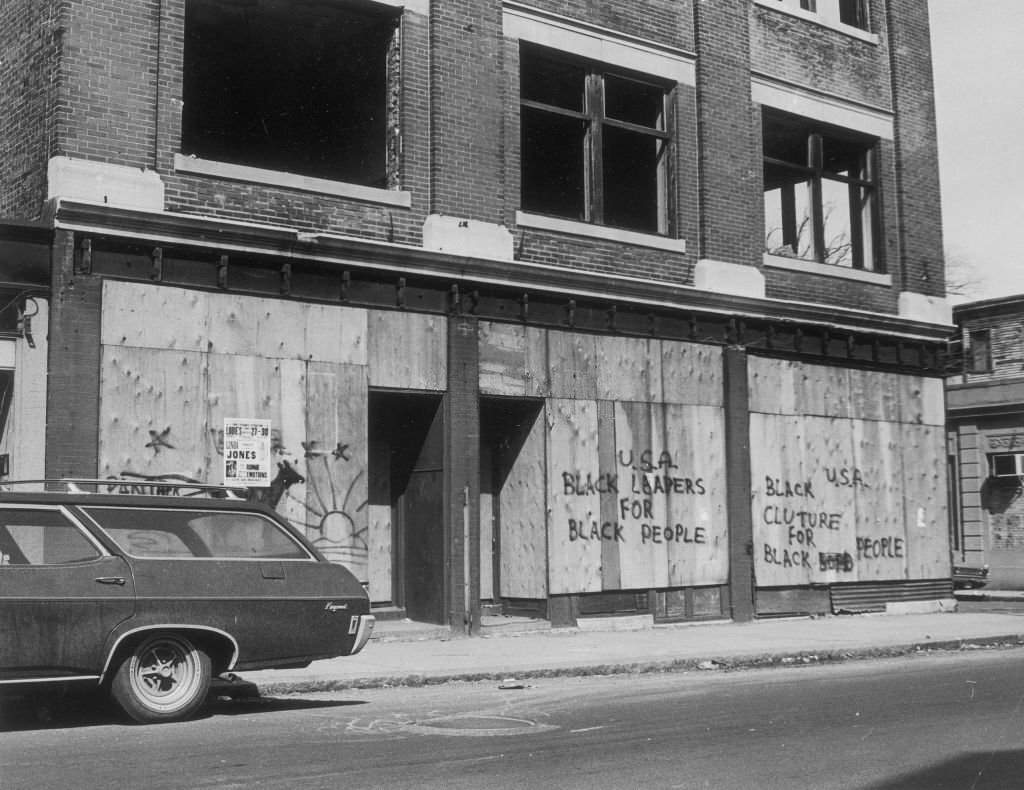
[929,1,1024,304]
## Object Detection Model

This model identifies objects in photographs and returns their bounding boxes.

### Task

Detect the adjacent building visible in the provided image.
[947,296,1024,589]
[0,0,954,630]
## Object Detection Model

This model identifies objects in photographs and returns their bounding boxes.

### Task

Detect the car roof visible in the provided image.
[0,486,274,514]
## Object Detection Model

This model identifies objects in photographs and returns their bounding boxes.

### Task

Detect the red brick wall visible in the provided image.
[0,0,63,218]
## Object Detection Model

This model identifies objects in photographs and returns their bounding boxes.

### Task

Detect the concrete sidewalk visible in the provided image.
[241,603,1024,696]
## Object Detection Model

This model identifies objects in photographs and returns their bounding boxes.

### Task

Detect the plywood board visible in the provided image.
[368,310,447,390]
[663,403,729,586]
[660,341,723,407]
[852,418,906,582]
[499,406,548,599]
[546,330,598,400]
[102,280,209,352]
[899,375,945,427]
[597,337,662,403]
[750,413,813,586]
[900,423,951,580]
[303,363,370,579]
[305,304,368,365]
[367,436,393,604]
[8,300,48,480]
[478,321,528,396]
[98,347,208,481]
[849,369,900,422]
[206,292,311,359]
[546,398,602,594]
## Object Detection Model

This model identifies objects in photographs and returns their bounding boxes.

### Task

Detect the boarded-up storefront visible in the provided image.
[97,280,446,609]
[749,358,949,614]
[479,322,730,621]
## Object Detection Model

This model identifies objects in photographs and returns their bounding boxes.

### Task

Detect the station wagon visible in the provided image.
[0,483,374,723]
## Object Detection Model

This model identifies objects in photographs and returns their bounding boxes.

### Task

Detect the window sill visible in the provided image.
[752,0,879,45]
[173,155,412,208]
[515,211,686,253]
[763,252,891,285]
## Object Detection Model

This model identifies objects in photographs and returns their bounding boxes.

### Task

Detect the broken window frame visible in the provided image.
[180,0,402,191]
[763,112,881,272]
[519,45,673,237]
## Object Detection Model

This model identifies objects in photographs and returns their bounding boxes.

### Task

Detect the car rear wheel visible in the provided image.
[111,633,212,724]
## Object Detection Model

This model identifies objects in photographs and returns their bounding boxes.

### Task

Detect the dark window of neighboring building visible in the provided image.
[967,329,992,373]
[838,0,868,28]
[182,0,400,187]
[763,111,880,271]
[520,45,671,235]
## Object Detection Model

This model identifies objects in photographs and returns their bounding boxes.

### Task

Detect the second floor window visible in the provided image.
[773,0,869,30]
[763,111,881,271]
[967,329,992,374]
[520,46,671,235]
[182,0,400,187]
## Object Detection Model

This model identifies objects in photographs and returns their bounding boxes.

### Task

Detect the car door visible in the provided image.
[0,505,135,681]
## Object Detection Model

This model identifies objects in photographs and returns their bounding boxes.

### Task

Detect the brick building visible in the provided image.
[0,0,953,630]
[948,296,1024,589]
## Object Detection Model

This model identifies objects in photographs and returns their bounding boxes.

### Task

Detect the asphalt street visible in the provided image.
[4,648,1024,789]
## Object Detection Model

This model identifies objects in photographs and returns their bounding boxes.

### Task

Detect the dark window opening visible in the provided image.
[763,111,880,271]
[838,0,867,28]
[182,0,400,187]
[520,45,671,235]
[967,329,992,373]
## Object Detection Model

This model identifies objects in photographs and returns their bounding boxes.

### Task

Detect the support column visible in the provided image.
[723,346,755,621]
[46,230,102,479]
[446,314,481,634]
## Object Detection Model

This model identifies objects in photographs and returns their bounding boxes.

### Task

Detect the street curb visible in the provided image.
[250,633,1024,696]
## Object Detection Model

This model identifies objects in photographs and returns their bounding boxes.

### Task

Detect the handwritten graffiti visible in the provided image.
[146,427,175,454]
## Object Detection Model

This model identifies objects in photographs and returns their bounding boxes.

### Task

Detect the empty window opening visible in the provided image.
[520,45,671,235]
[763,110,880,271]
[967,329,992,374]
[770,0,869,31]
[183,0,401,187]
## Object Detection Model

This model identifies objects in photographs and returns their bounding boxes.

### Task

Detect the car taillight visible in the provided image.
[349,614,375,654]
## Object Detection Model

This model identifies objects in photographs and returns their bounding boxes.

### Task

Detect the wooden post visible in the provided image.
[446,315,481,634]
[724,347,755,621]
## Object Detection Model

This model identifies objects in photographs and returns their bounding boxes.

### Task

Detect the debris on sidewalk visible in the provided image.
[498,678,526,690]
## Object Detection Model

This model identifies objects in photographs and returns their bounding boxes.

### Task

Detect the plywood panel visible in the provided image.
[614,401,666,589]
[207,293,310,359]
[748,356,799,415]
[852,419,905,582]
[597,337,661,403]
[303,363,370,578]
[368,310,446,390]
[661,341,722,407]
[663,404,729,586]
[98,347,208,481]
[305,304,368,365]
[478,321,528,396]
[8,300,48,480]
[750,413,812,586]
[547,330,598,400]
[499,406,548,599]
[901,423,951,579]
[367,435,393,604]
[899,376,945,427]
[801,417,858,584]
[849,369,901,422]
[102,280,209,351]
[547,399,602,594]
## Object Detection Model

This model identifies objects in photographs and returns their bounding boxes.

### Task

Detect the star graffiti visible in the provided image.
[146,426,175,454]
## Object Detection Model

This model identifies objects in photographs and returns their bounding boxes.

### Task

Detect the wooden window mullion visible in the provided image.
[587,72,604,225]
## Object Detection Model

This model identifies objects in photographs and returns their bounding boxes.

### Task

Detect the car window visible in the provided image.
[82,507,311,560]
[0,508,102,566]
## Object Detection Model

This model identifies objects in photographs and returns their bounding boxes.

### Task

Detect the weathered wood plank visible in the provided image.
[900,423,951,579]
[852,418,906,582]
[101,281,208,351]
[98,347,208,481]
[663,403,729,586]
[303,363,370,579]
[547,331,598,400]
[661,341,723,406]
[597,337,662,403]
[499,405,548,599]
[206,293,310,359]
[547,398,602,594]
[368,310,447,390]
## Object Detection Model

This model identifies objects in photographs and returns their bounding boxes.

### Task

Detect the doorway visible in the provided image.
[369,392,446,624]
